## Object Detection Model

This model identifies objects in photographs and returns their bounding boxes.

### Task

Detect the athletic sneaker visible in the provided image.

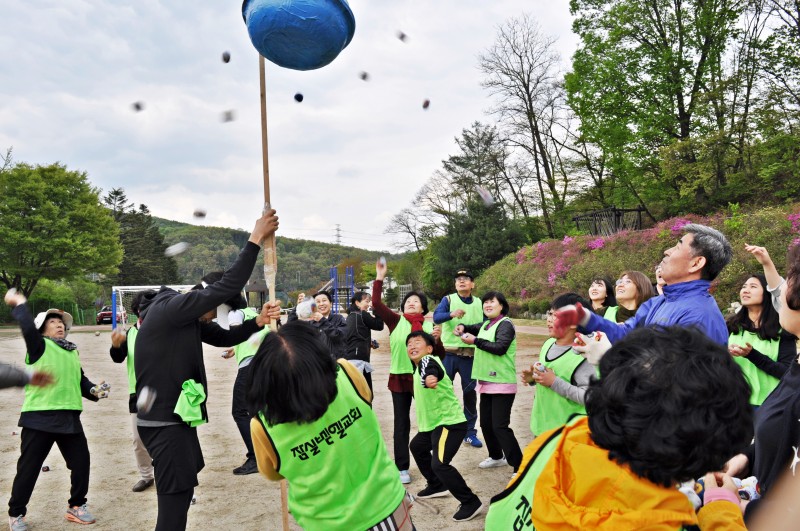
[478,456,507,469]
[65,504,96,525]
[452,499,483,522]
[416,484,450,499]
[463,435,483,448]
[9,515,29,531]
[233,458,258,475]
[399,470,411,484]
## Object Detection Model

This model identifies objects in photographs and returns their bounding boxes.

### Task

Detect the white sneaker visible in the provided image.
[399,470,411,484]
[9,515,29,531]
[478,457,507,469]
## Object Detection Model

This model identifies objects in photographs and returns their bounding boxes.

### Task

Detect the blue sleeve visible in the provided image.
[433,296,451,324]
[581,310,637,344]
[580,298,660,343]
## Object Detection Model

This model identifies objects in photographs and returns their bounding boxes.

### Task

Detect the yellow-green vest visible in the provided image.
[22,338,82,412]
[389,317,433,375]
[485,417,580,529]
[472,316,517,383]
[530,338,586,435]
[604,305,618,323]
[414,355,466,431]
[441,294,484,351]
[233,308,269,365]
[126,325,138,394]
[729,330,782,405]
[258,365,406,530]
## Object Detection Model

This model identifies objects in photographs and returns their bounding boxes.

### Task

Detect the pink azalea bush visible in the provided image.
[477,205,800,316]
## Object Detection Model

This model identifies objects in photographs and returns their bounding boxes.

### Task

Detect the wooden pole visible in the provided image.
[258,54,289,531]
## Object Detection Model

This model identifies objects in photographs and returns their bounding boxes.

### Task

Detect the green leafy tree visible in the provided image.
[567,0,746,216]
[0,162,122,297]
[425,200,526,297]
[102,189,179,286]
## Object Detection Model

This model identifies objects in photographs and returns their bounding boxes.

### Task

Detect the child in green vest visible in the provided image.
[406,331,483,522]
[523,293,595,436]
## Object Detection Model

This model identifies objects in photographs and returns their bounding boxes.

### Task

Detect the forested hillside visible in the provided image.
[154,217,405,294]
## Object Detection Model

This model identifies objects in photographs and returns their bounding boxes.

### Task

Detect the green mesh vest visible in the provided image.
[258,365,406,530]
[414,355,467,431]
[529,338,586,435]
[441,294,484,351]
[22,338,82,412]
[604,306,618,322]
[389,317,433,375]
[729,330,782,405]
[233,308,269,365]
[472,316,517,383]
[485,418,577,529]
[126,325,138,394]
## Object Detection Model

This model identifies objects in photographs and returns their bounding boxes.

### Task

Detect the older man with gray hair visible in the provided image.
[555,223,733,345]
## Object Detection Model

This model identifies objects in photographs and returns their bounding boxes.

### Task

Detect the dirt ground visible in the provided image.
[0,322,546,530]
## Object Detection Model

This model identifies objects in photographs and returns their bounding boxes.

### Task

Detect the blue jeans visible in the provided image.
[443,353,478,437]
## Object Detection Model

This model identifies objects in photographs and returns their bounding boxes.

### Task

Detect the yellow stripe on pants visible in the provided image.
[438,427,449,463]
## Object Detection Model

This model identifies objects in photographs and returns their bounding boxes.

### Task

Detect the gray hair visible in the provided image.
[683,224,732,280]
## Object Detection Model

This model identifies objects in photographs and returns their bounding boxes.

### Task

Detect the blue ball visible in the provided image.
[242,0,355,71]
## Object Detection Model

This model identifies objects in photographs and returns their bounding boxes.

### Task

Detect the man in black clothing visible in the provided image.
[134,209,280,531]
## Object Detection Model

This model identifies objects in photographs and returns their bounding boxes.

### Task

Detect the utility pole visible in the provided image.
[335,224,342,246]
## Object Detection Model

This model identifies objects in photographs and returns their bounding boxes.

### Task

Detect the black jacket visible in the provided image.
[134,242,264,424]
[344,309,384,362]
[288,309,349,358]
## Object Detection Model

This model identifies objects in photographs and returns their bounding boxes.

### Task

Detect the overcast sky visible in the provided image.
[0,1,578,251]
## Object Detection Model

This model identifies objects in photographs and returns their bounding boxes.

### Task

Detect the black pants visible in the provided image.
[391,391,413,471]
[155,489,194,531]
[363,370,373,392]
[232,363,254,460]
[8,428,90,517]
[139,424,204,531]
[409,422,478,505]
[479,393,522,470]
[443,353,478,437]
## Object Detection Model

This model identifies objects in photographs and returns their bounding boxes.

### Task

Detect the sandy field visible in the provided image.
[0,323,546,530]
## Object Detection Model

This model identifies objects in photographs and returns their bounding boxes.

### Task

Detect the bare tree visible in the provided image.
[479,14,570,237]
[384,207,428,253]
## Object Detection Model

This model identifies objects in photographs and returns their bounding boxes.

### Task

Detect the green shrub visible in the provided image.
[477,203,800,312]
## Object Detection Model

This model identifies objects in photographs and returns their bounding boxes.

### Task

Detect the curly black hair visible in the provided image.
[246,321,339,426]
[586,326,753,487]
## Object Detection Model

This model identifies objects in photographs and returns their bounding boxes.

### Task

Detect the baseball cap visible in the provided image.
[454,269,474,280]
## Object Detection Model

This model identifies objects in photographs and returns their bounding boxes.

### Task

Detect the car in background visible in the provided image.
[96,306,127,325]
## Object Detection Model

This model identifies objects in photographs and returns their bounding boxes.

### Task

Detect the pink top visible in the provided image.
[476,381,517,394]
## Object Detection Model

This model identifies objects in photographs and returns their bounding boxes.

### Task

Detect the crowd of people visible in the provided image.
[3,215,800,530]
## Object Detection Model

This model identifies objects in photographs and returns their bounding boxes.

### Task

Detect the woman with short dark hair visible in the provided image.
[372,259,443,485]
[456,291,522,473]
[344,291,384,391]
[247,321,412,530]
[288,290,348,358]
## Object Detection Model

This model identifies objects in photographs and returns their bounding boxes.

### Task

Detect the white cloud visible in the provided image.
[1,0,578,251]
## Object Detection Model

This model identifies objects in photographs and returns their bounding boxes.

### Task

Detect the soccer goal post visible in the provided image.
[111,285,195,330]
